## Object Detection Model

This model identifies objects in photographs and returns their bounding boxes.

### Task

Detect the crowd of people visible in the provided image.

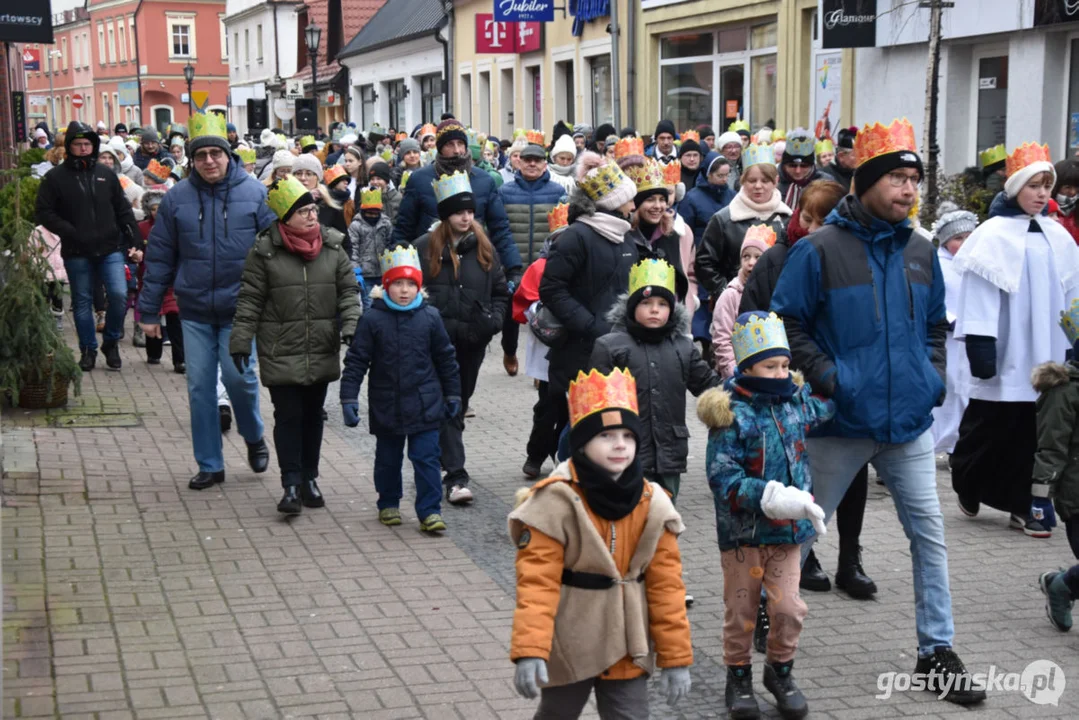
[28,106,1079,719]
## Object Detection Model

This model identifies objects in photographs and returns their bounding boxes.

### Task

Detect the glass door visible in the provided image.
[976,56,1008,151]
[719,63,745,129]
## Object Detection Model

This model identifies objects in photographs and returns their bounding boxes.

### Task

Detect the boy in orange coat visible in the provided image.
[508,368,693,718]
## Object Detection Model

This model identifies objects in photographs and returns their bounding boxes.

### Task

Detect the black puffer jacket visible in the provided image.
[539,193,640,391]
[35,123,140,259]
[414,230,510,350]
[694,197,790,297]
[739,238,790,314]
[590,298,720,475]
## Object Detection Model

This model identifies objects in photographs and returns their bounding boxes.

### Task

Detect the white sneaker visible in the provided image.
[448,485,474,505]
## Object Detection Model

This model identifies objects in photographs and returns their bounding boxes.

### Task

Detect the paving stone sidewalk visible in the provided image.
[4,321,1079,719]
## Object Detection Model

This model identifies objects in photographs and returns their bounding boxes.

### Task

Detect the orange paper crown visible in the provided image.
[323,165,348,186]
[548,202,569,232]
[744,224,777,248]
[526,130,545,146]
[681,130,700,143]
[1005,142,1052,177]
[145,159,170,181]
[568,368,639,428]
[418,123,438,139]
[614,137,644,160]
[662,160,682,187]
[854,118,918,168]
[395,132,409,143]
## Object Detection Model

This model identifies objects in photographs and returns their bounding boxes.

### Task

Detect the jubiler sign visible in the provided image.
[494,0,555,23]
[821,0,876,49]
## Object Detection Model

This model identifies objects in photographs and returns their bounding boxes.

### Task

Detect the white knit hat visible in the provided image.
[271,149,295,171]
[260,127,288,151]
[716,131,743,150]
[551,134,577,161]
[292,153,323,177]
[1005,160,1055,199]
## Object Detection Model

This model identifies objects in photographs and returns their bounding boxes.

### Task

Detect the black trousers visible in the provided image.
[836,464,869,544]
[501,311,519,356]
[268,383,329,485]
[440,343,486,484]
[526,380,561,463]
[951,399,1036,516]
[146,312,184,365]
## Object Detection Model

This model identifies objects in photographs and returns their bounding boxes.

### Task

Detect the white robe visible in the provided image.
[931,246,969,452]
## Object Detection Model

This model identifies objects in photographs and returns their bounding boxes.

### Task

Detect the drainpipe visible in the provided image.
[436,25,451,115]
[134,1,144,126]
[626,0,635,129]
[610,0,621,128]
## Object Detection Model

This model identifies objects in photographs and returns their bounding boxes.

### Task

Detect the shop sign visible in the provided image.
[821,0,876,49]
[22,47,40,71]
[476,14,543,54]
[1,1,54,43]
[494,0,554,23]
[515,21,542,53]
[1034,0,1079,26]
[118,81,139,106]
[725,100,739,119]
[11,91,27,142]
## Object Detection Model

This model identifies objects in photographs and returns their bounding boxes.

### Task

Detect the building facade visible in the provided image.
[24,8,95,131]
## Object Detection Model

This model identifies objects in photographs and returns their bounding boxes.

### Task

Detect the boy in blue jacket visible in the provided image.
[340,245,462,533]
[696,311,833,720]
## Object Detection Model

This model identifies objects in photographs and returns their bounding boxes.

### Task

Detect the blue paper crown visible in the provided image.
[432,171,472,204]
[379,244,422,275]
[1061,298,1079,345]
[742,143,776,169]
[785,129,816,158]
[732,312,789,367]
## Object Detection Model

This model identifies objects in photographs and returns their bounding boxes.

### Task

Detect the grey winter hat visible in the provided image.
[934,208,978,245]
[398,138,421,155]
[140,127,160,142]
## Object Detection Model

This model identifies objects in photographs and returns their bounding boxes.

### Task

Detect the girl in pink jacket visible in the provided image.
[710,225,775,378]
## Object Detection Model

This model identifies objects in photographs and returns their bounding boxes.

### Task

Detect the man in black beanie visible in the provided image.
[821,126,859,193]
[652,119,678,164]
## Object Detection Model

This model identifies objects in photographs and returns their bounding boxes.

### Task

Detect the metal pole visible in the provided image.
[187,77,193,119]
[311,52,318,131]
[48,51,56,131]
[610,0,621,129]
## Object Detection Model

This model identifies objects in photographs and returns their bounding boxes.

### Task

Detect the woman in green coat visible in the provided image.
[230,175,361,515]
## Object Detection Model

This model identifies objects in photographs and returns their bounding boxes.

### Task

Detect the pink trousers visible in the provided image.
[721,544,808,666]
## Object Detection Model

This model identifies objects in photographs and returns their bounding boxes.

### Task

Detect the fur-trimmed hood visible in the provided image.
[604,291,690,338]
[141,188,166,218]
[1032,361,1079,392]
[369,285,429,301]
[567,187,598,224]
[697,371,806,428]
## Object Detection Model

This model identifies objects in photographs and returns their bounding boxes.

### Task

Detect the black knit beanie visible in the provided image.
[679,139,702,158]
[654,119,677,140]
[569,408,642,457]
[853,150,924,198]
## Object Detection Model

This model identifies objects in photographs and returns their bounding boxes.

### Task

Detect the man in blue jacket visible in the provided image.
[138,112,278,491]
[770,118,984,706]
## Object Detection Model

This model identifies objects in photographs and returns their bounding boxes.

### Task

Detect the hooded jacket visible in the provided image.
[679,154,736,246]
[348,211,394,280]
[698,374,835,550]
[500,170,568,267]
[132,143,170,170]
[1032,361,1079,521]
[35,125,141,260]
[771,194,949,443]
[590,297,719,475]
[138,153,278,325]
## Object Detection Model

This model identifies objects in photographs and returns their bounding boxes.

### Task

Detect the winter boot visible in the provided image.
[725,665,760,719]
[300,471,325,509]
[799,548,831,592]
[1039,570,1074,631]
[101,340,122,369]
[79,348,97,371]
[763,661,808,719]
[835,542,877,599]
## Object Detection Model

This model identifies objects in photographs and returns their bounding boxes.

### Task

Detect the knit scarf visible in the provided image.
[435,153,472,177]
[728,188,792,223]
[278,222,323,261]
[577,211,631,244]
[736,374,797,401]
[572,452,645,521]
[782,174,813,210]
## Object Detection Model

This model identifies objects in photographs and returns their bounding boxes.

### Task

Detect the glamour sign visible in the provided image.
[821,0,876,49]
[494,0,555,23]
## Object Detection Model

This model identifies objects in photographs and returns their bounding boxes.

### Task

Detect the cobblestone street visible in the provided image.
[4,324,1079,719]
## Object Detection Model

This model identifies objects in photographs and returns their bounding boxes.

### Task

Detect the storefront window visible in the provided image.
[750,22,778,50]
[661,33,713,59]
[718,28,747,54]
[661,62,713,132]
[750,54,777,128]
[977,56,1008,154]
[591,55,613,127]
[360,85,375,129]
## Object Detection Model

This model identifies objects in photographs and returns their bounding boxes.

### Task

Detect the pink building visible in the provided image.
[24,8,95,131]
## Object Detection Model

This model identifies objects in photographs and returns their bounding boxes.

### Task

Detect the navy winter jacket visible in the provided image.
[339,288,462,436]
[499,170,567,266]
[680,156,736,245]
[770,195,948,444]
[139,156,278,325]
[389,164,523,272]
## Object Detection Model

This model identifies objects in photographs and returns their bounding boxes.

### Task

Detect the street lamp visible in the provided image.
[183,62,195,119]
[304,22,321,128]
[46,50,62,131]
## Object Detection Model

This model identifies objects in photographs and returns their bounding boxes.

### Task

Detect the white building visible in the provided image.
[854,0,1079,174]
[338,0,449,132]
[223,0,303,136]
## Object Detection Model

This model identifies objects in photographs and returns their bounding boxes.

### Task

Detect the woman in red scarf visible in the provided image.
[229,175,361,515]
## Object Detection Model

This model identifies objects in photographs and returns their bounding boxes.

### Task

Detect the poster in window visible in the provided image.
[821,0,876,49]
[813,52,843,140]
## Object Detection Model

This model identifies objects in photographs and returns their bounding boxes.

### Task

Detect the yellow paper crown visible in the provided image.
[433,170,472,204]
[237,147,257,164]
[379,244,422,275]
[614,136,644,160]
[681,130,700,144]
[323,165,348,186]
[579,161,633,204]
[731,312,789,369]
[568,368,639,428]
[512,128,528,141]
[729,119,751,134]
[418,123,438,139]
[854,118,918,167]
[267,175,310,220]
[300,135,317,149]
[1006,142,1052,177]
[979,144,1007,169]
[771,128,787,141]
[742,143,776,169]
[399,169,411,190]
[548,202,569,231]
[1061,298,1079,345]
[815,139,835,156]
[189,112,227,140]
[623,159,665,194]
[662,160,682,187]
[360,187,382,209]
[628,258,675,297]
[526,130,545,146]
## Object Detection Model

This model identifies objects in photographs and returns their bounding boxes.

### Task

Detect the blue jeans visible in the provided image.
[64,252,127,350]
[182,320,264,472]
[373,430,442,518]
[802,430,954,657]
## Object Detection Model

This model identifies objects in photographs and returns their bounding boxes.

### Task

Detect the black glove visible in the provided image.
[232,352,250,374]
[343,335,353,347]
[965,335,997,380]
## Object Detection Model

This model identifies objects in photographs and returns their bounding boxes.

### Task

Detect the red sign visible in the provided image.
[475,14,543,54]
[72,93,84,109]
[22,48,40,71]
[725,100,739,119]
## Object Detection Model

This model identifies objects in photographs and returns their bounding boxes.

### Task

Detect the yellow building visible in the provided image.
[637,0,856,137]
[451,0,630,139]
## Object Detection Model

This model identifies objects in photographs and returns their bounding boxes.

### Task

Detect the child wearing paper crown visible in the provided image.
[711,224,773,378]
[590,258,719,502]
[347,187,393,310]
[696,311,834,720]
[339,244,462,533]
[1033,299,1079,631]
[509,368,693,718]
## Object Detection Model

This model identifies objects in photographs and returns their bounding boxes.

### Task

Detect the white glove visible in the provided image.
[760,481,828,536]
[658,666,691,706]
[514,658,548,699]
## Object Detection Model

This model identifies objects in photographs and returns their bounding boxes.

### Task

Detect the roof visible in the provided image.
[338,0,447,59]
[291,0,387,84]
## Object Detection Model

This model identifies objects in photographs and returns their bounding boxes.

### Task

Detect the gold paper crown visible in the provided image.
[189,112,227,140]
[361,188,382,209]
[623,159,665,194]
[743,224,777,248]
[396,132,409,143]
[681,130,700,144]
[1006,142,1052,177]
[979,144,1007,169]
[379,244,422,275]
[731,312,789,368]
[419,123,438,139]
[1061,298,1079,345]
[854,118,918,168]
[548,202,569,231]
[815,138,835,156]
[237,148,257,164]
[433,171,472,204]
[568,368,639,428]
[267,175,309,220]
[628,258,676,297]
[742,143,775,169]
[662,160,682,187]
[145,159,169,181]
[729,119,750,133]
[614,136,644,160]
[299,135,317,149]
[579,161,633,203]
[323,165,348,186]
[526,130,545,146]
[399,170,411,190]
